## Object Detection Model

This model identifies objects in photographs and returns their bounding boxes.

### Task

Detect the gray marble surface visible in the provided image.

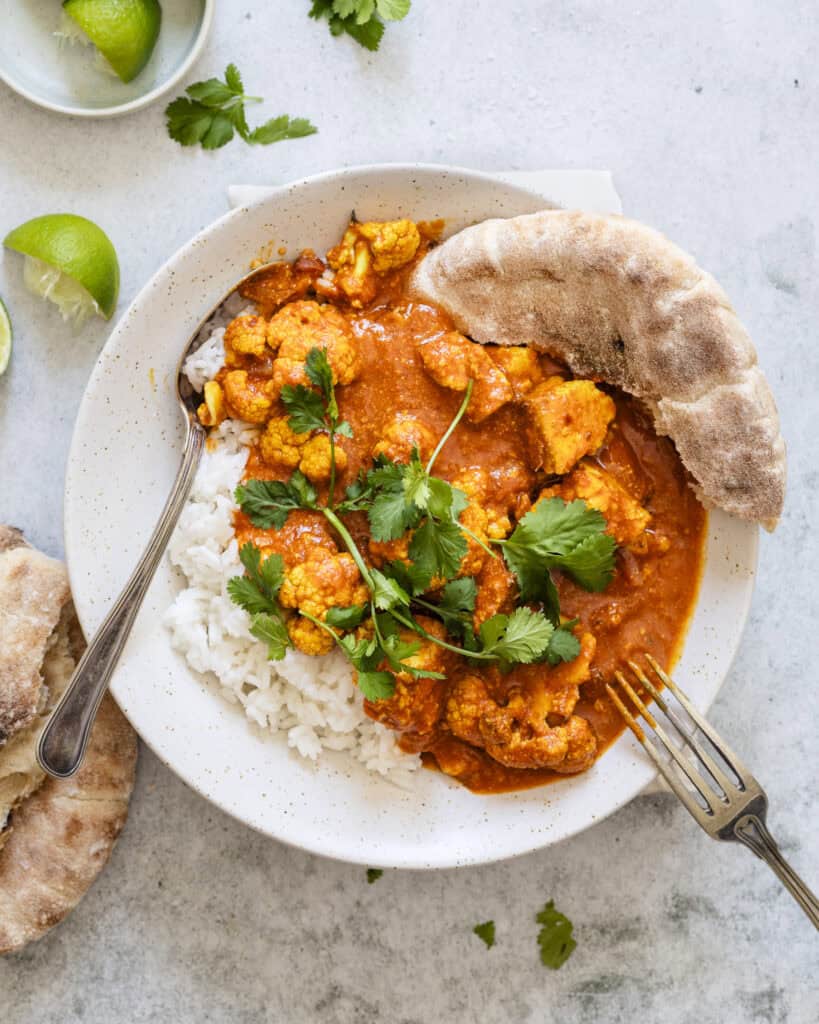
[1,2,817,1021]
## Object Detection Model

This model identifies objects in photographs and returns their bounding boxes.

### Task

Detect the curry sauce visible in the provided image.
[204,219,707,795]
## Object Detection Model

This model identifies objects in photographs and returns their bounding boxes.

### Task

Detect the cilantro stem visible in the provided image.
[321,507,375,590]
[299,609,344,645]
[390,607,497,661]
[459,523,497,559]
[426,381,473,475]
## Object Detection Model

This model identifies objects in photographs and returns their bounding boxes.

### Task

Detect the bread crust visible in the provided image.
[0,534,138,955]
[410,210,786,528]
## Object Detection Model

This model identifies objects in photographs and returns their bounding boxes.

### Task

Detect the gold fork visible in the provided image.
[607,655,819,929]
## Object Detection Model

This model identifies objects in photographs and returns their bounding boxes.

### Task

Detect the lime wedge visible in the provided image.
[61,0,162,83]
[4,215,120,324]
[0,300,11,376]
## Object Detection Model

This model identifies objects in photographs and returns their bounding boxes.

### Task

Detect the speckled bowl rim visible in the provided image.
[0,0,214,119]
[64,164,759,868]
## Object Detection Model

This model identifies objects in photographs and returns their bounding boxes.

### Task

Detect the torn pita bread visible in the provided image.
[0,531,137,955]
[410,210,786,528]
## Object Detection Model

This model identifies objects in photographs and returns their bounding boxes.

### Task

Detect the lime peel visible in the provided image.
[61,0,162,83]
[0,300,12,377]
[4,214,120,324]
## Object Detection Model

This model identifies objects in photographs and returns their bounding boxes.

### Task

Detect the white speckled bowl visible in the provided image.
[63,165,758,868]
[0,0,213,118]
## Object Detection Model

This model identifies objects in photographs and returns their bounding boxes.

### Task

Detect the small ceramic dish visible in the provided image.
[0,0,213,118]
[63,165,758,868]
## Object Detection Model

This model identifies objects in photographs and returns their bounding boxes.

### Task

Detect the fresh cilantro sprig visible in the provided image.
[309,0,411,52]
[227,544,290,659]
[281,347,352,507]
[497,498,616,623]
[536,900,577,969]
[166,64,318,151]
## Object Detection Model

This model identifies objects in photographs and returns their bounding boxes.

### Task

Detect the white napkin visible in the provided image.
[227,169,622,214]
[227,170,666,797]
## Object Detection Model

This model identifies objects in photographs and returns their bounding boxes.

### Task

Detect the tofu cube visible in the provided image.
[539,461,651,546]
[525,378,615,474]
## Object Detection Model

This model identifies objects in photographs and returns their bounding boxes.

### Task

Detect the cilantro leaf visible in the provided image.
[551,532,616,592]
[409,517,467,582]
[501,498,617,603]
[357,670,396,701]
[166,64,317,151]
[440,577,477,616]
[544,621,582,665]
[325,604,368,629]
[249,612,290,660]
[401,456,431,509]
[377,0,410,17]
[536,901,576,969]
[371,569,411,611]
[236,474,316,529]
[473,921,495,949]
[366,868,383,883]
[309,0,407,50]
[479,608,554,666]
[224,63,244,93]
[380,559,434,597]
[304,347,336,412]
[368,486,420,542]
[226,576,273,615]
[281,383,327,434]
[246,115,318,146]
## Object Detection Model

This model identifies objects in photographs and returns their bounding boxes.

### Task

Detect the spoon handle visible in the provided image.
[38,423,207,778]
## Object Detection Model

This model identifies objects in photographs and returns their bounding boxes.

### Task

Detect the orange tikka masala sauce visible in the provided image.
[206,220,707,794]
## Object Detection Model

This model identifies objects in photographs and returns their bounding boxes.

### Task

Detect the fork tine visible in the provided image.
[613,671,717,813]
[606,682,713,821]
[644,654,751,786]
[628,660,734,799]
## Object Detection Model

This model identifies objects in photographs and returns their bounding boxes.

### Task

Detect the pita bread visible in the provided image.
[410,210,786,528]
[0,532,138,955]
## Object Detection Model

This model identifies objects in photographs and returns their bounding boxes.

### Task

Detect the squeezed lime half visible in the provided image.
[61,0,162,83]
[0,300,11,376]
[4,214,120,324]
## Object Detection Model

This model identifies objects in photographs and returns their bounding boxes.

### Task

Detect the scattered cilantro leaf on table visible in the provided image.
[309,0,410,51]
[166,63,317,151]
[536,900,577,969]
[473,921,496,949]
[366,868,384,883]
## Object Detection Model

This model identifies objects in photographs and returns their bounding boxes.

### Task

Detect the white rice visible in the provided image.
[164,310,421,787]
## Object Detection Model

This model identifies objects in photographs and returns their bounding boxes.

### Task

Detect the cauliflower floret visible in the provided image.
[446,640,598,774]
[299,434,348,484]
[372,415,437,464]
[279,551,369,620]
[472,555,517,628]
[486,346,543,396]
[357,219,421,273]
[368,531,412,568]
[223,314,271,364]
[327,219,421,306]
[259,416,310,468]
[222,370,277,423]
[538,461,651,546]
[452,468,513,540]
[287,616,335,656]
[458,502,490,577]
[270,301,360,391]
[525,377,615,474]
[197,380,226,427]
[418,331,514,422]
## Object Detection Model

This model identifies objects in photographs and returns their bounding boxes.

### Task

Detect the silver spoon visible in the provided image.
[38,264,274,778]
